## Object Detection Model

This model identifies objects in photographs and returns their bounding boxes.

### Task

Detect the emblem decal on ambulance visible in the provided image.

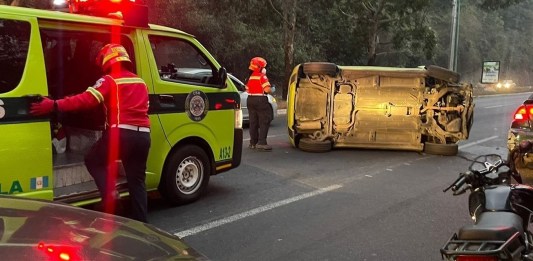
[30,176,49,190]
[185,90,209,122]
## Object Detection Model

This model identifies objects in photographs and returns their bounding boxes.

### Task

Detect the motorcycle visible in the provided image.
[440,141,533,261]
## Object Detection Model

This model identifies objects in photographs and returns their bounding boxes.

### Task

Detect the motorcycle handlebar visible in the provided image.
[443,172,467,193]
[451,175,467,192]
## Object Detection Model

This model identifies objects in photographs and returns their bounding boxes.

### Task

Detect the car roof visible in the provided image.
[0,195,205,259]
[0,5,192,36]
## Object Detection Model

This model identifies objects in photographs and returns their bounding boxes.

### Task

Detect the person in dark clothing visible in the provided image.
[30,43,151,223]
[246,57,274,151]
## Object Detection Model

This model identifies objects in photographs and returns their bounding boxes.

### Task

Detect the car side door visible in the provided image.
[0,15,53,199]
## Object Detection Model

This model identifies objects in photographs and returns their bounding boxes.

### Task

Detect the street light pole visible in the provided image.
[449,0,460,71]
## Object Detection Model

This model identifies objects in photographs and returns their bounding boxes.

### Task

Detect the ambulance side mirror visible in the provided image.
[216,67,228,89]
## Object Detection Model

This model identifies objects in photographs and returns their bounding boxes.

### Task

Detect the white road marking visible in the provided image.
[188,135,499,238]
[484,105,504,109]
[174,184,343,238]
[277,109,287,115]
[459,136,498,149]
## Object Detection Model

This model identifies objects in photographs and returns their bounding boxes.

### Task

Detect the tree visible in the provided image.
[267,0,297,98]
[332,0,436,66]
[479,0,527,10]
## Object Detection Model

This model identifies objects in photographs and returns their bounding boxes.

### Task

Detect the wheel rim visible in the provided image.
[175,156,203,195]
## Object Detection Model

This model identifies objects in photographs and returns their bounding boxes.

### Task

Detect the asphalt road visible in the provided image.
[148,92,531,261]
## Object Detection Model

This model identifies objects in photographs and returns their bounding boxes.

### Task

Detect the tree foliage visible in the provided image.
[3,0,533,93]
[478,0,527,10]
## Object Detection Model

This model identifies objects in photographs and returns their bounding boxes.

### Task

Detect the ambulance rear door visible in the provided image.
[0,13,53,200]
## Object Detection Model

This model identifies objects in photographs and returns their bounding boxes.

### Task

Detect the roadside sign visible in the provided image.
[481,61,500,84]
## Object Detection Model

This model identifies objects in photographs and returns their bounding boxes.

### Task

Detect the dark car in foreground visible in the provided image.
[508,93,533,183]
[0,196,208,260]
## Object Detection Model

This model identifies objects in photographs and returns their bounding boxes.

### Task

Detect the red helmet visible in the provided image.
[95,43,131,71]
[249,57,267,72]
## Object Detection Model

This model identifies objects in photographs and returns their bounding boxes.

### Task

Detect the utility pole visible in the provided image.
[449,0,460,71]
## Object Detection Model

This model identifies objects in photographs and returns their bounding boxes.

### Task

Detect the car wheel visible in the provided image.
[426,65,460,83]
[298,138,332,153]
[160,144,210,205]
[423,142,458,156]
[303,62,339,77]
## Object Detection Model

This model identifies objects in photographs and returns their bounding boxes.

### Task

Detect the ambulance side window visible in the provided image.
[148,35,218,87]
[40,28,134,130]
[0,19,31,94]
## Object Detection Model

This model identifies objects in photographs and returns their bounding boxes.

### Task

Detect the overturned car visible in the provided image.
[286,63,474,155]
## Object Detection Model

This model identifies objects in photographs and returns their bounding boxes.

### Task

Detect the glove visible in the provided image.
[30,97,56,116]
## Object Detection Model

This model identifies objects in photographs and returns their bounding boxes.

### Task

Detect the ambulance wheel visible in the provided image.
[160,144,210,205]
[302,62,339,77]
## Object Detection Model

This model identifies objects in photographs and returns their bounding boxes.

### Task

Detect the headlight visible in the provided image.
[235,109,243,129]
[505,83,510,88]
[497,83,502,88]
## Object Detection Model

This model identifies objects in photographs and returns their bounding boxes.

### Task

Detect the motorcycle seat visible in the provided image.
[458,212,524,241]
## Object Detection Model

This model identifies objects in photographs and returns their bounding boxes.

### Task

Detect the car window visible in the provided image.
[40,28,135,129]
[148,35,218,87]
[40,29,135,98]
[0,19,31,94]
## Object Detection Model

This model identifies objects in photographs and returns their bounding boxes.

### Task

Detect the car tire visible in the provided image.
[160,144,210,205]
[303,62,339,77]
[423,142,458,156]
[426,65,460,83]
[298,138,332,153]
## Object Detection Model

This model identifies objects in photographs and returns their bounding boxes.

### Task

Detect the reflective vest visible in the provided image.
[246,71,271,95]
[57,70,150,128]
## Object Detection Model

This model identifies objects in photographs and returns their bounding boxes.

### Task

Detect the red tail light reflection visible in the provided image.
[37,242,81,261]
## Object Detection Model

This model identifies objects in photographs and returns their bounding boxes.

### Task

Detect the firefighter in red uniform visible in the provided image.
[246,57,273,151]
[30,44,151,223]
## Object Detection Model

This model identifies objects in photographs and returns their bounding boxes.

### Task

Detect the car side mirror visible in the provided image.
[216,67,228,89]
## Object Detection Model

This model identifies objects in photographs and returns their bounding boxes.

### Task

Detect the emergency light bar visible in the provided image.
[64,0,148,27]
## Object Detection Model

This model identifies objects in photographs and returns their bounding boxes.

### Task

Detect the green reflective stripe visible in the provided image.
[115,77,145,85]
[86,87,104,103]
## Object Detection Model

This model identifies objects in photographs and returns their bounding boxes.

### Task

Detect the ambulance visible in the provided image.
[0,1,243,206]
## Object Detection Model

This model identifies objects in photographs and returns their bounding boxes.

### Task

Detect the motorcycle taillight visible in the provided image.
[456,256,498,261]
